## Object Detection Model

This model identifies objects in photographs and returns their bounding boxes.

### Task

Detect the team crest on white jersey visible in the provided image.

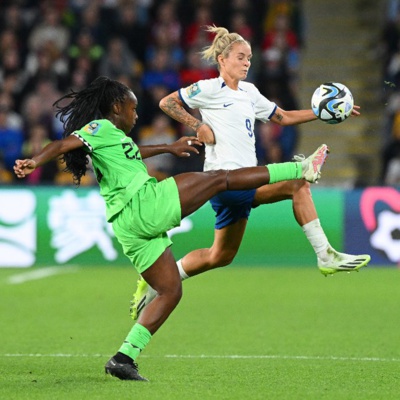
[186,83,201,98]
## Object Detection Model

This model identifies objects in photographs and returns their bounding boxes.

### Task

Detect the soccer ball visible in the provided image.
[311,82,354,124]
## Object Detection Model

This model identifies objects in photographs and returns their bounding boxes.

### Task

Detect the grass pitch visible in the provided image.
[0,265,399,400]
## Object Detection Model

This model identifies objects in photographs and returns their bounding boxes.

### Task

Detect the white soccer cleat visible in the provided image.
[129,276,157,320]
[318,247,371,276]
[294,144,329,183]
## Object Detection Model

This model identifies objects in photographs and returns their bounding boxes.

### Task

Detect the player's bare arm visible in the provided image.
[159,92,216,144]
[139,136,202,159]
[14,135,83,178]
[270,107,318,126]
[271,104,360,127]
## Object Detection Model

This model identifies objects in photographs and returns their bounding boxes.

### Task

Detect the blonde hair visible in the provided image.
[201,25,249,67]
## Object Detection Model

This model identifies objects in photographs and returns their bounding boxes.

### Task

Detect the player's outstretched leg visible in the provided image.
[295,144,329,183]
[318,247,371,276]
[130,276,157,320]
[130,144,331,319]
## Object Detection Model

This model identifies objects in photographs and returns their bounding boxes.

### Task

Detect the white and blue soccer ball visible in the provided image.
[311,82,354,124]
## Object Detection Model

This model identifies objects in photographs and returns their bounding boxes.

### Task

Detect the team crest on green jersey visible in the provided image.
[186,83,201,98]
[83,122,101,135]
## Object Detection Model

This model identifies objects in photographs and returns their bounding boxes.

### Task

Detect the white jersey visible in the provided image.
[179,76,277,171]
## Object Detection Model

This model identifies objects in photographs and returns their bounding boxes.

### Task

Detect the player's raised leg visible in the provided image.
[253,179,371,275]
[130,144,330,320]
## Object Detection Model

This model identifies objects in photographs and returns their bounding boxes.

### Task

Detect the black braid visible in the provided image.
[53,76,131,185]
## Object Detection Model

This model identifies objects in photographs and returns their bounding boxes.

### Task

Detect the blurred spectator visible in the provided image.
[21,88,59,141]
[67,65,93,93]
[99,37,141,81]
[135,0,154,25]
[113,4,148,63]
[256,121,283,164]
[0,91,23,130]
[24,40,69,93]
[0,5,30,55]
[68,28,104,71]
[0,29,22,60]
[381,104,400,184]
[225,0,259,34]
[229,12,254,42]
[140,44,181,127]
[1,47,24,81]
[72,4,106,47]
[381,1,400,184]
[259,47,298,109]
[149,1,181,47]
[262,13,299,55]
[142,48,181,93]
[139,84,170,128]
[22,123,58,184]
[259,12,301,110]
[28,7,70,54]
[381,3,400,75]
[138,113,177,180]
[183,5,215,50]
[145,24,185,71]
[263,0,304,46]
[255,120,298,165]
[0,103,24,171]
[384,156,400,185]
[179,48,218,87]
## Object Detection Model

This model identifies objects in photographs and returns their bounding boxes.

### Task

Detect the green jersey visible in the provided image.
[73,119,154,221]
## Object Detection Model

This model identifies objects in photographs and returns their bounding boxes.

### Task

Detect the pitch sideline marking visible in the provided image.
[6,266,78,285]
[2,353,400,363]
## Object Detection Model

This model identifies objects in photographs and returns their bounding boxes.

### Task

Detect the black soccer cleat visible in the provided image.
[105,357,148,381]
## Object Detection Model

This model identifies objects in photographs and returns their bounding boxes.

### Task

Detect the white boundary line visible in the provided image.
[2,353,400,363]
[6,266,78,284]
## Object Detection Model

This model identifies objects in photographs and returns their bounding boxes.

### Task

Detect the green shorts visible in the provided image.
[112,177,181,274]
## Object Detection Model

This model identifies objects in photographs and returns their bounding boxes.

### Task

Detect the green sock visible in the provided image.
[266,162,302,184]
[118,323,152,361]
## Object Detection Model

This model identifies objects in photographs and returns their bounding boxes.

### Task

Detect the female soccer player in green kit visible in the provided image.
[14,76,328,381]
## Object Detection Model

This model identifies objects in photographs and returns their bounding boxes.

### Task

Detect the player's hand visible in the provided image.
[168,136,202,158]
[14,159,37,178]
[196,123,216,145]
[351,105,361,117]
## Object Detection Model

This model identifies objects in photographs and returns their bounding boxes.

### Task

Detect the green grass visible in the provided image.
[1,265,399,400]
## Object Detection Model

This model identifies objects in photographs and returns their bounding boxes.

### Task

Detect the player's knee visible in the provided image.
[209,249,237,268]
[158,278,182,299]
[206,169,230,191]
[290,179,311,196]
[170,281,183,305]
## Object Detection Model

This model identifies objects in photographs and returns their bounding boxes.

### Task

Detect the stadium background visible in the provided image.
[0,0,399,268]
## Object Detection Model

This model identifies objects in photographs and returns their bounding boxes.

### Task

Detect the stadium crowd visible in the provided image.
[0,0,304,185]
[381,0,400,185]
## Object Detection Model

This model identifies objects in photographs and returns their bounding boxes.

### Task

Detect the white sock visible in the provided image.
[177,259,189,281]
[302,219,330,260]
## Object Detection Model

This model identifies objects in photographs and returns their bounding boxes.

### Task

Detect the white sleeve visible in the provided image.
[178,80,213,109]
[252,86,277,122]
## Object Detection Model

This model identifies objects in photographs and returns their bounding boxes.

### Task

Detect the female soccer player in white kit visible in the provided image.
[130,25,370,319]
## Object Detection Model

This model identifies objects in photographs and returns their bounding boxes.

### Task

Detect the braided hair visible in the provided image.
[53,76,131,185]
